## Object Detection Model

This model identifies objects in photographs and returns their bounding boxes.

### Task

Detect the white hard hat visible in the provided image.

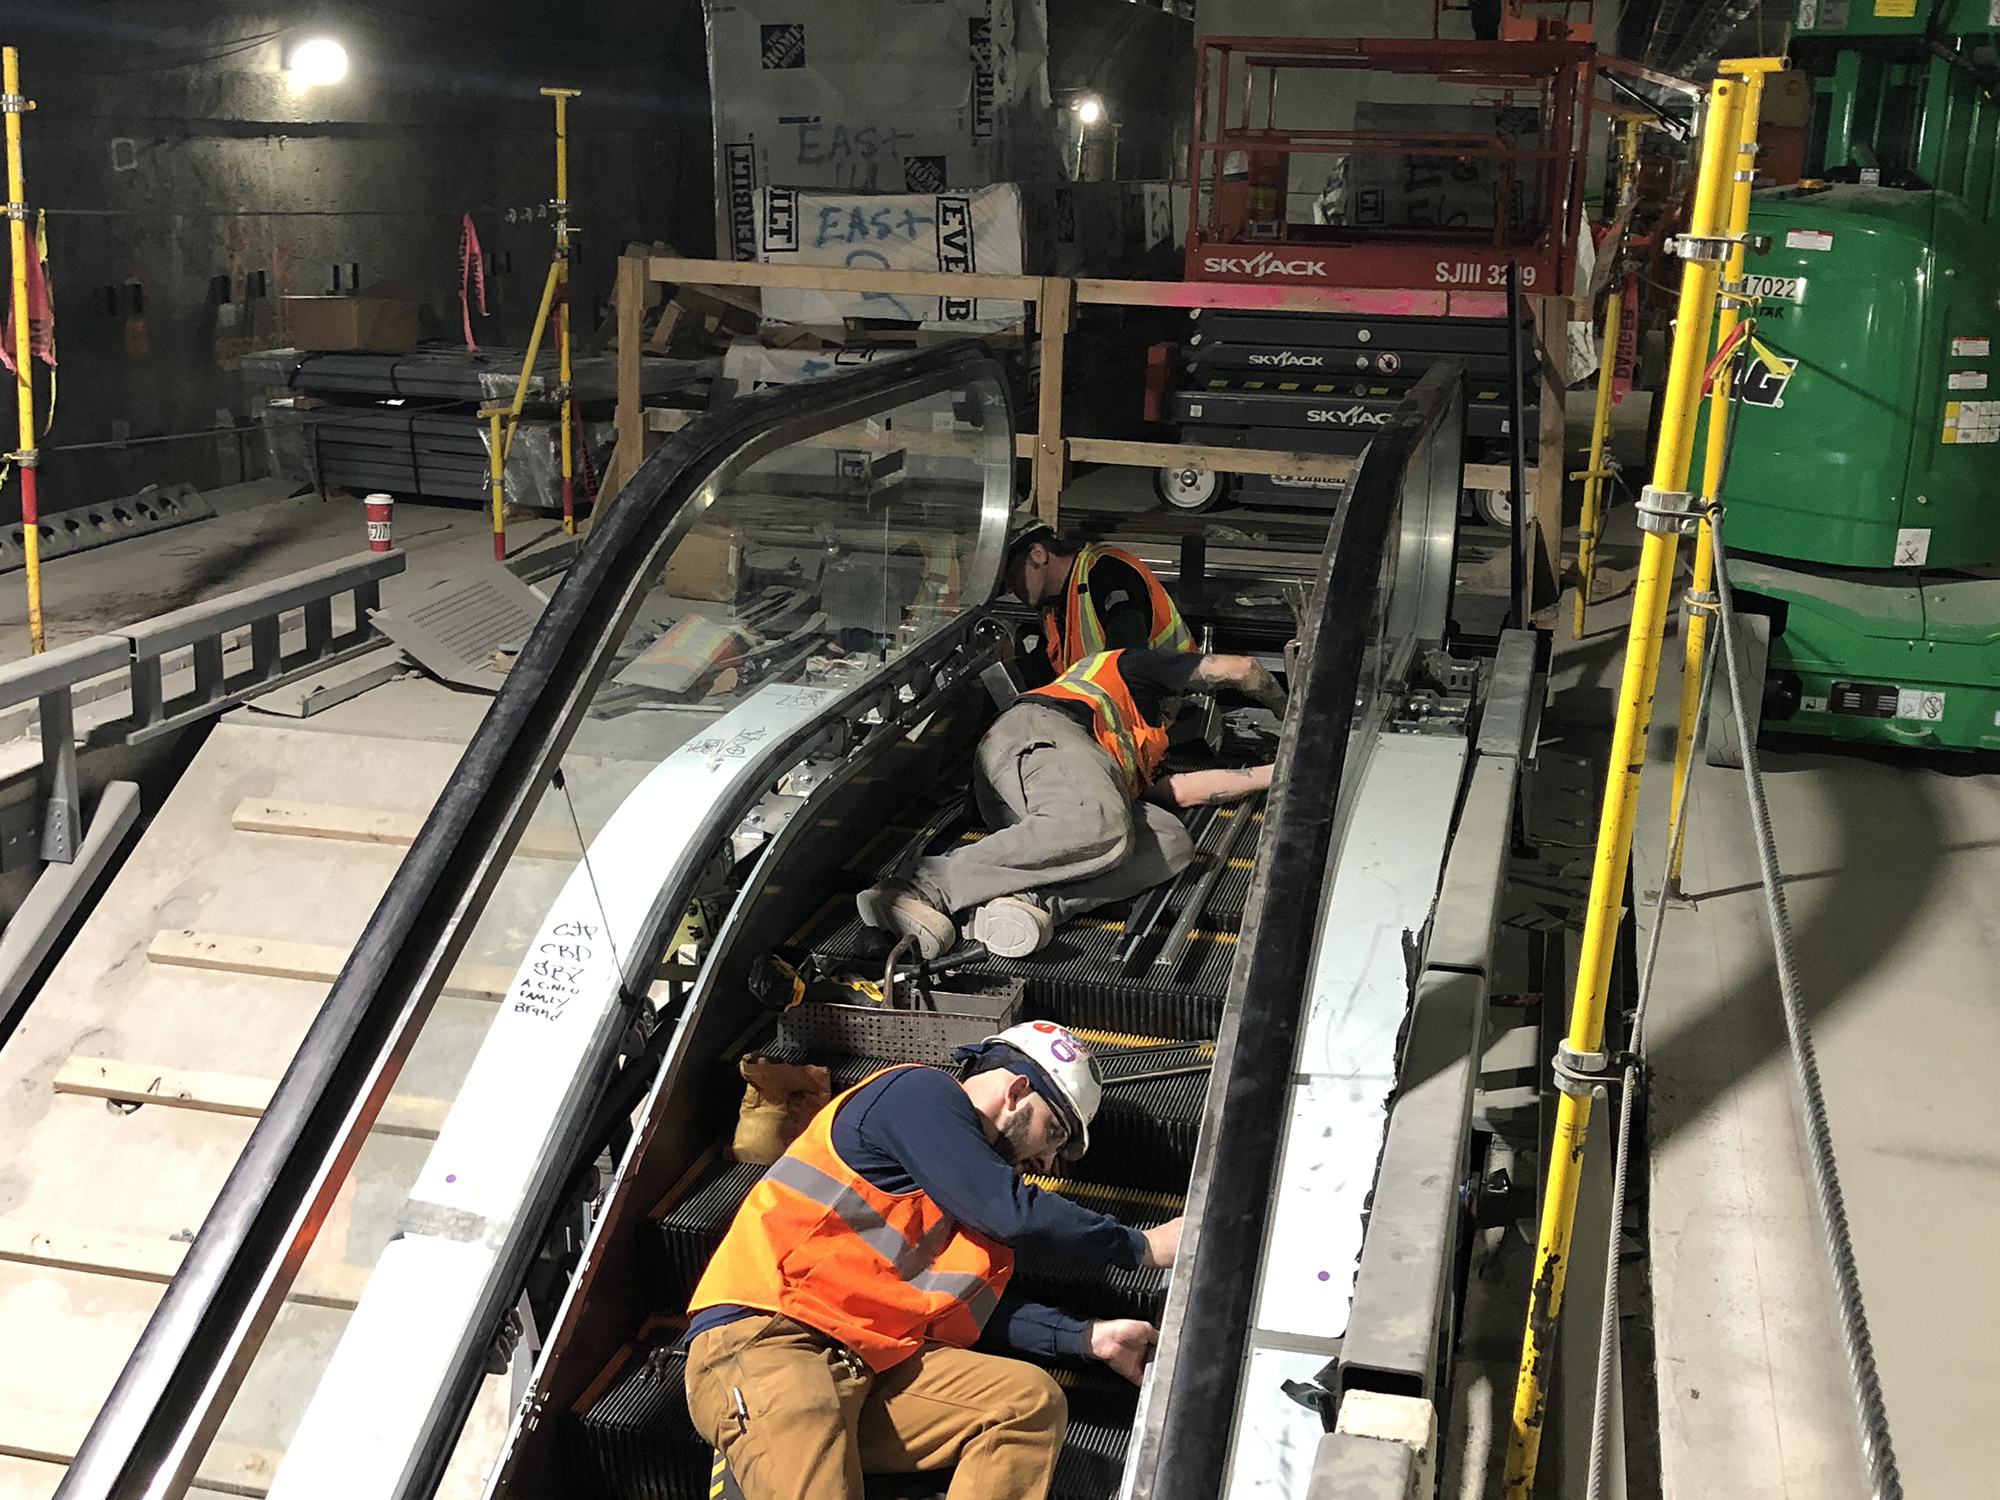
[988,1020,1103,1161]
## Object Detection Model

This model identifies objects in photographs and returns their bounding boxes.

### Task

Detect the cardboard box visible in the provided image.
[664,523,743,603]
[283,288,422,351]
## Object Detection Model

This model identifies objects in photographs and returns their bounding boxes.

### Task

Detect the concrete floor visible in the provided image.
[0,486,609,1499]
[1554,504,2000,1500]
[0,480,573,661]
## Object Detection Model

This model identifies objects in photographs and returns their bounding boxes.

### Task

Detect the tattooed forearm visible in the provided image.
[1152,762,1275,808]
[1192,654,1289,715]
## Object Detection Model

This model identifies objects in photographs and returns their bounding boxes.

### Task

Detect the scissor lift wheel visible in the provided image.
[1155,465,1229,513]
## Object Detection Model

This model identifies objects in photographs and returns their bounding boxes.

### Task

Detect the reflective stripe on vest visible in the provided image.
[1042,543,1194,675]
[1022,650,1170,795]
[763,1155,961,1286]
[688,1066,1011,1369]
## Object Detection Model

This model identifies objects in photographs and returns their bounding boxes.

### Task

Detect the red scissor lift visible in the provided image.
[1186,36,1598,302]
[1152,34,1692,572]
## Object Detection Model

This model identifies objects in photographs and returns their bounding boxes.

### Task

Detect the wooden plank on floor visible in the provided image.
[230,797,591,861]
[147,929,516,1003]
[0,1219,368,1310]
[0,1410,278,1495]
[52,1057,448,1139]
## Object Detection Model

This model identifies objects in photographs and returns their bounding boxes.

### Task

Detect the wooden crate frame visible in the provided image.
[607,256,1565,604]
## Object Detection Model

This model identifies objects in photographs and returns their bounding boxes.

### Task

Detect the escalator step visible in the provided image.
[569,1333,1133,1500]
[568,1344,709,1500]
[798,909,1235,1040]
[647,1156,768,1311]
[1052,1416,1132,1500]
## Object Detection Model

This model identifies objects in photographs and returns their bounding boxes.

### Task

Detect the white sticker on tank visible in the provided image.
[1896,688,1946,722]
[1801,695,1830,715]
[1952,336,1991,356]
[1949,369,1989,390]
[1785,229,1834,251]
[1894,527,1931,566]
[1742,273,1806,303]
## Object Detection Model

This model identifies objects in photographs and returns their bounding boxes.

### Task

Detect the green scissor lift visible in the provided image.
[1707,1,2000,751]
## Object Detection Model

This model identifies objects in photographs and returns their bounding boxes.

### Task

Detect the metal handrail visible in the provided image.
[54,341,1011,1500]
[0,548,404,862]
[123,549,402,742]
[1128,361,1466,1500]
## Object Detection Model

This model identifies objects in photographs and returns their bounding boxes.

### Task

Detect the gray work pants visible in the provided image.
[912,702,1193,925]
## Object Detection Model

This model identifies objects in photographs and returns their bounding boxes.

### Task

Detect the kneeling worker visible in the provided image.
[1003,518,1194,683]
[684,1020,1182,1500]
[859,646,1284,960]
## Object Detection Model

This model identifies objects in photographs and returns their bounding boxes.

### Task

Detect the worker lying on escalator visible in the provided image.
[1001,517,1195,683]
[684,1021,1182,1500]
[857,646,1285,960]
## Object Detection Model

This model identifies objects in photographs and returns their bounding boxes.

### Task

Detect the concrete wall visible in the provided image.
[4,1,713,517]
[1047,2,1196,184]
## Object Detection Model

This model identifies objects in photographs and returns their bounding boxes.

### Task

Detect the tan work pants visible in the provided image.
[685,1314,1067,1500]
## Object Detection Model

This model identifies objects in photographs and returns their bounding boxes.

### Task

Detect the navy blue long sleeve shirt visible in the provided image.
[687,1065,1146,1357]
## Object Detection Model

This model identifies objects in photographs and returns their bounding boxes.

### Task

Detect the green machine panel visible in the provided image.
[1793,0,1995,39]
[1713,186,2000,570]
[1739,559,2000,752]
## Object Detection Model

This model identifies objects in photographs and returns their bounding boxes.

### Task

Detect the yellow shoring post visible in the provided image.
[1501,75,1745,1500]
[1572,119,1641,640]
[1666,57,1785,888]
[3,48,40,655]
[541,86,580,535]
[487,86,578,560]
[490,247,562,561]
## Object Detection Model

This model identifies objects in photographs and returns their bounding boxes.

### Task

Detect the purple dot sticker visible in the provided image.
[1317,1271,1330,1282]
[445,1174,457,1183]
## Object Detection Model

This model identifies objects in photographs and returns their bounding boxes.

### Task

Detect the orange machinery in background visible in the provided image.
[1186,35,1696,305]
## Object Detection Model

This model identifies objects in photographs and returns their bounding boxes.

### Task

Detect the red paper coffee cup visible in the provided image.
[364,492,393,552]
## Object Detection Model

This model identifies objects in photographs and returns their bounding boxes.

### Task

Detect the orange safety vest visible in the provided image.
[1022,650,1171,796]
[688,1066,1014,1372]
[1042,543,1194,675]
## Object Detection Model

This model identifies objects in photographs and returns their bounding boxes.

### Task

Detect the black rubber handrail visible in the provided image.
[1131,360,1464,1500]
[57,341,1011,1500]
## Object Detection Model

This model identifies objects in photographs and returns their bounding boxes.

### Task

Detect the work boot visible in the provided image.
[856,879,957,962]
[970,894,1055,959]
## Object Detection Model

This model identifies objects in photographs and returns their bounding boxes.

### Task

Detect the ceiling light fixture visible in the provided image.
[287,36,348,89]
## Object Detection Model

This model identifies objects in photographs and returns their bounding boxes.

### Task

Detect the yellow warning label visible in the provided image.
[1875,0,1917,14]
